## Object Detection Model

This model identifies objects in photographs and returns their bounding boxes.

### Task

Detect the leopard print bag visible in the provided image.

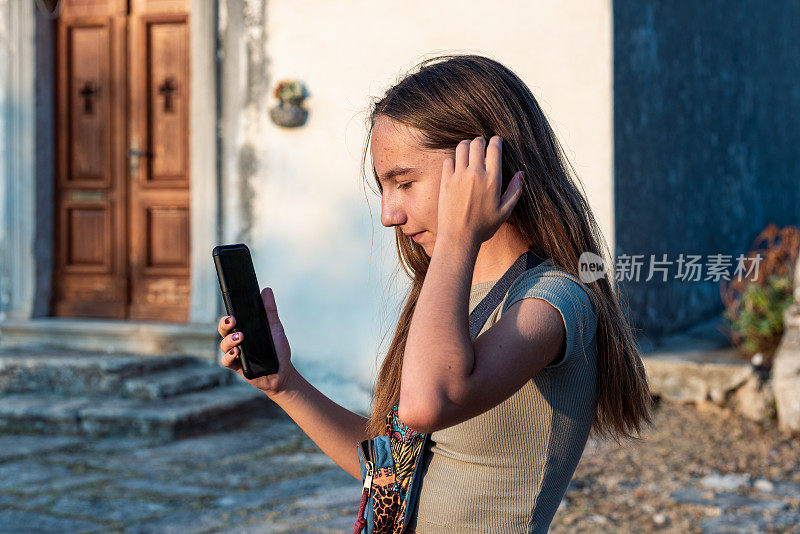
[353,405,429,534]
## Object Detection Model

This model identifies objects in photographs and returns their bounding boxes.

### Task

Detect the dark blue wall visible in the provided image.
[613,0,800,340]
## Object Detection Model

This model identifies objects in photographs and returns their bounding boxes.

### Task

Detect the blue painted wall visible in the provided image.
[613,0,800,340]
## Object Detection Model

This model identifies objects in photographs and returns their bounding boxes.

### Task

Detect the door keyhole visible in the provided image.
[158,77,177,113]
[79,81,98,114]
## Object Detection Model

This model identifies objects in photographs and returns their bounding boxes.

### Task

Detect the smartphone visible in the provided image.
[212,243,279,379]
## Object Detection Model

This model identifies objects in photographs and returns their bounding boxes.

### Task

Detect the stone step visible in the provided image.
[642,346,754,404]
[0,383,283,439]
[0,318,219,361]
[0,348,197,395]
[639,316,763,407]
[122,362,234,400]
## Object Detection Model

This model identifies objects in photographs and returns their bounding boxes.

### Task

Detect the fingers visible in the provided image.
[485,136,502,179]
[455,136,502,174]
[454,139,471,171]
[218,315,236,337]
[221,345,242,372]
[499,171,524,218]
[261,287,285,336]
[468,136,487,171]
[441,156,455,180]
[219,331,243,354]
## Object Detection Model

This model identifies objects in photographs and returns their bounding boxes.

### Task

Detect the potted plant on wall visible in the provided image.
[269,80,309,128]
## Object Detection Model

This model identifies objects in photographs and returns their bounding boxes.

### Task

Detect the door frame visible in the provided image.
[8,0,220,325]
[186,0,220,324]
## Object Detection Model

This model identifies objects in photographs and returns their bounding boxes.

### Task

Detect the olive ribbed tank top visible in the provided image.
[407,258,598,533]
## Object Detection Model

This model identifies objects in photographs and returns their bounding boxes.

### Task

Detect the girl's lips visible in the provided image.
[412,231,425,242]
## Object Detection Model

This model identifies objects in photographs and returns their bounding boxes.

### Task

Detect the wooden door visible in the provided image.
[53,0,190,322]
[127,0,191,321]
[53,0,128,319]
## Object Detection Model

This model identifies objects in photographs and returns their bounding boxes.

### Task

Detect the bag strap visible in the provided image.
[468,247,546,340]
[386,248,547,534]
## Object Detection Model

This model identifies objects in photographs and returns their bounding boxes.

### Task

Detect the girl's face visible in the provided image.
[371,115,451,255]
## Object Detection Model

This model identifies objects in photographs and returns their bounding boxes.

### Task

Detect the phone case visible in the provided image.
[213,243,279,379]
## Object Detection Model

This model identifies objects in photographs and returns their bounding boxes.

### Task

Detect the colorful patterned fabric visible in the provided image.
[374,403,426,534]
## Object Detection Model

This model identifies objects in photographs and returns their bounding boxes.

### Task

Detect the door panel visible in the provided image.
[147,206,191,266]
[148,21,189,181]
[68,25,110,182]
[66,206,110,266]
[53,0,190,322]
[54,9,127,319]
[128,5,190,322]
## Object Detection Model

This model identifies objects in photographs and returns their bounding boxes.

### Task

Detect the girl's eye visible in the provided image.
[397,182,412,190]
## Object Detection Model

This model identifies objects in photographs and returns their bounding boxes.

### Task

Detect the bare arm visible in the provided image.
[218,288,368,481]
[268,368,369,480]
[399,235,477,423]
[399,135,531,431]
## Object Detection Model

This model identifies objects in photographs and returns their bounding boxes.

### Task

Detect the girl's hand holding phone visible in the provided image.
[218,287,296,397]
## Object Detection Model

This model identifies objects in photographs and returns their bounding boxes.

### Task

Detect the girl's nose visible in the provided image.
[380,196,406,228]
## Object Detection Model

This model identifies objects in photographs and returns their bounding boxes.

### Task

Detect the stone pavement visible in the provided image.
[3,399,799,533]
[0,413,362,533]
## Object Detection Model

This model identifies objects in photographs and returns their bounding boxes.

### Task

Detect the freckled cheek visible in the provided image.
[425,187,439,217]
[417,197,438,230]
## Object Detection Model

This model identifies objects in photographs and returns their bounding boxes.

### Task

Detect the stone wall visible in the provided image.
[772,259,800,432]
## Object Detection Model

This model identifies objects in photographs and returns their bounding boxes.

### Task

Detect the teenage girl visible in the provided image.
[218,54,652,533]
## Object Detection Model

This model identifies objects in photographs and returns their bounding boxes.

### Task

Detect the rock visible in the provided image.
[588,514,609,525]
[700,472,750,492]
[753,478,775,493]
[642,349,753,405]
[670,488,786,512]
[772,481,800,498]
[701,509,800,533]
[730,375,775,422]
[772,324,800,433]
[669,488,715,505]
[772,261,800,433]
[652,513,668,525]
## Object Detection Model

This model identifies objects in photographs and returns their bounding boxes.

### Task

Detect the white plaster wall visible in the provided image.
[0,0,36,321]
[245,0,613,411]
[0,0,8,315]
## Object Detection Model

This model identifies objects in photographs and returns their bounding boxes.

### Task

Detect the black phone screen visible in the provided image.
[213,244,279,378]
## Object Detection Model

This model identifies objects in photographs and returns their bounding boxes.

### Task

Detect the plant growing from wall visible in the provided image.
[269,80,309,128]
[720,223,800,369]
[273,80,307,105]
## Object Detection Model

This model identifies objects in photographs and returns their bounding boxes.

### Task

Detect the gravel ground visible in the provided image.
[549,399,800,533]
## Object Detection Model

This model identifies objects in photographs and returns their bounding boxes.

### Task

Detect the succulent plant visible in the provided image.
[273,80,307,105]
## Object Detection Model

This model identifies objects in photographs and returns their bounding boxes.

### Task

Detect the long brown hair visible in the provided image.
[359,54,652,442]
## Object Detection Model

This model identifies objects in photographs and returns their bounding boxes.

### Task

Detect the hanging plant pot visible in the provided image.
[270,102,308,128]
